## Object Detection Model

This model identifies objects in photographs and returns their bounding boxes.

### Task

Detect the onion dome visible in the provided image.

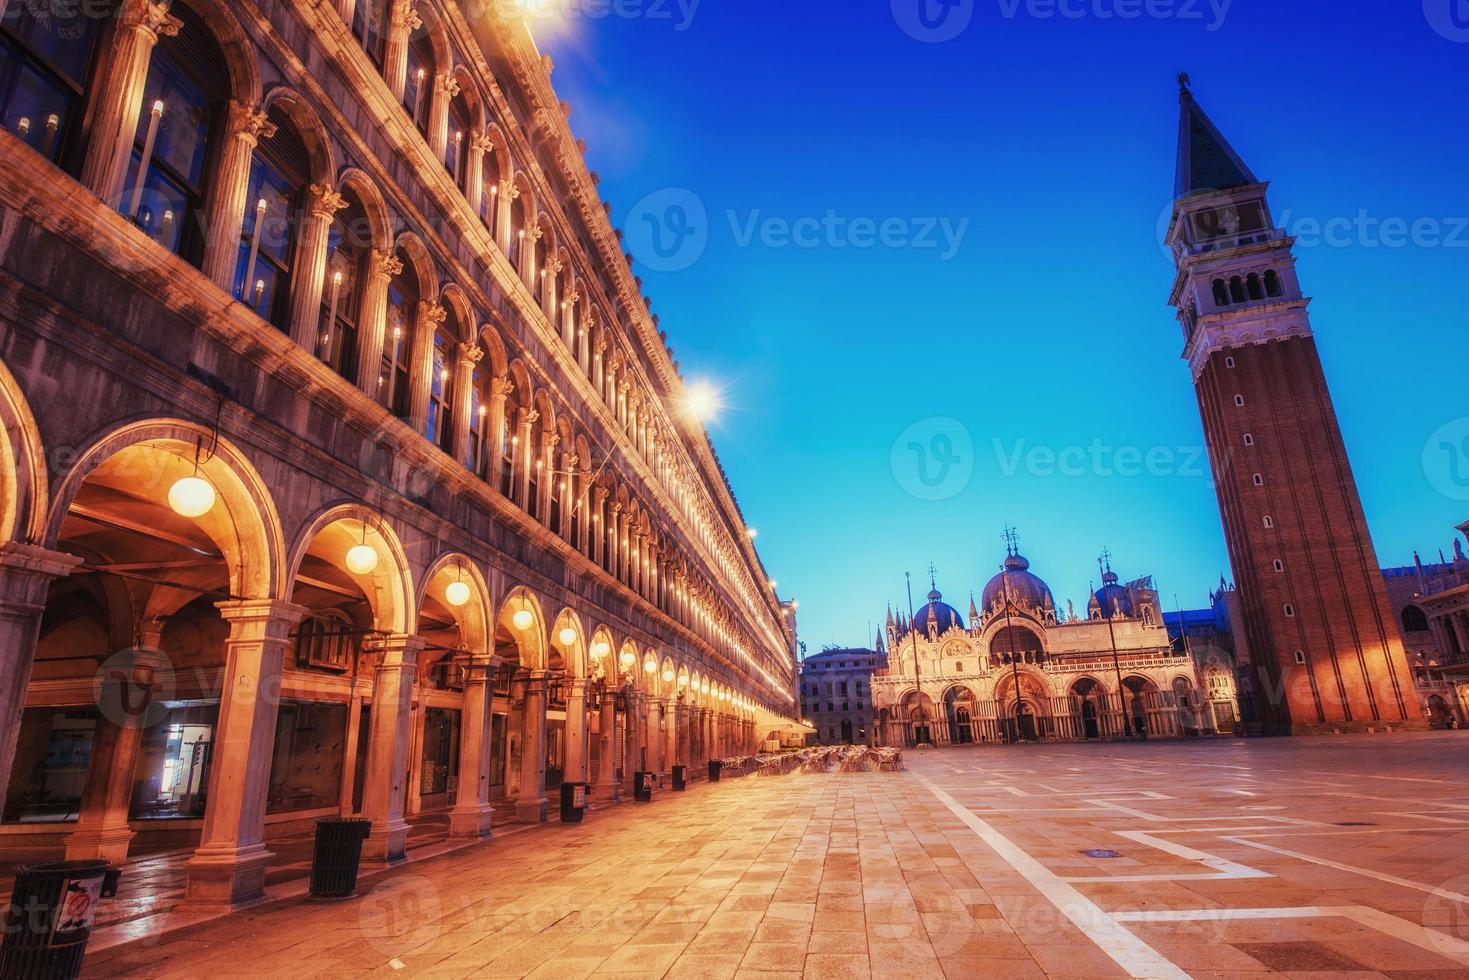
[910,587,965,635]
[981,553,1055,614]
[1089,568,1134,619]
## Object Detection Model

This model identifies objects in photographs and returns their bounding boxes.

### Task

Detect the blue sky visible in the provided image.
[535,0,1469,653]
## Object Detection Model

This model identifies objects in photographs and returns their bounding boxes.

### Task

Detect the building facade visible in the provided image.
[1166,79,1415,734]
[0,0,798,908]
[1381,521,1469,727]
[799,647,886,745]
[871,550,1239,747]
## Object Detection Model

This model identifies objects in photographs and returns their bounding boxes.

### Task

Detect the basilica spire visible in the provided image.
[1175,73,1258,199]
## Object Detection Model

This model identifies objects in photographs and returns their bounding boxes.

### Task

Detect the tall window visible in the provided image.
[0,0,106,170]
[479,148,500,229]
[447,89,471,186]
[352,0,390,66]
[425,321,456,452]
[507,191,528,273]
[319,191,371,382]
[234,107,308,330]
[124,5,229,265]
[403,35,435,134]
[467,367,488,475]
[381,252,417,417]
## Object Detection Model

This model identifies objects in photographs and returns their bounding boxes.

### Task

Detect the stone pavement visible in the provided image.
[81,732,1469,978]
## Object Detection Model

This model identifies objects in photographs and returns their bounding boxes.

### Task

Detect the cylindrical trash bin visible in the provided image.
[309,818,373,900]
[633,771,655,802]
[1,859,112,980]
[560,782,588,822]
[708,760,722,782]
[672,765,686,791]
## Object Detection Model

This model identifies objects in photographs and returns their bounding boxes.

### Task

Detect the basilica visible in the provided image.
[871,543,1240,746]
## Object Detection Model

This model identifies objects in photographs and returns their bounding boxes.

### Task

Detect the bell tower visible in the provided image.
[1165,76,1414,734]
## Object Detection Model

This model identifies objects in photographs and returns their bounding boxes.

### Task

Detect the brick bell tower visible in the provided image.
[1164,76,1415,735]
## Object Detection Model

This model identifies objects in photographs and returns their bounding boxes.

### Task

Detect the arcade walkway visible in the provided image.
[81,733,1469,978]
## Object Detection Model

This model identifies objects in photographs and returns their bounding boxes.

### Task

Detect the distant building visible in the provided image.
[800,648,886,745]
[1381,521,1469,727]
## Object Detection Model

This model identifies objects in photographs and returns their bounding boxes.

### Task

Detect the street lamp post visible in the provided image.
[1099,550,1134,739]
[904,572,926,747]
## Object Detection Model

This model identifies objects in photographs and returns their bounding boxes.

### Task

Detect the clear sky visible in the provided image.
[534,0,1469,654]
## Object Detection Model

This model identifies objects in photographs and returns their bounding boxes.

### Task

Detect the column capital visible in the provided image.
[371,249,404,282]
[364,633,426,668]
[456,342,485,368]
[307,182,349,220]
[213,598,308,630]
[471,130,495,154]
[420,300,448,328]
[490,375,514,400]
[435,71,461,99]
[0,542,82,607]
[455,652,503,683]
[226,100,277,147]
[120,0,183,39]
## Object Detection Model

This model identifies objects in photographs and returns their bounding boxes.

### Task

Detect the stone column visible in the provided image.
[596,694,620,802]
[664,698,678,777]
[449,654,497,838]
[496,179,518,258]
[558,452,577,542]
[466,131,491,219]
[65,646,166,862]
[360,634,423,863]
[0,544,79,823]
[625,693,643,783]
[606,502,623,577]
[522,223,542,290]
[201,101,276,293]
[536,432,558,526]
[80,0,181,207]
[646,698,663,780]
[289,183,347,351]
[408,300,445,435]
[383,0,418,104]
[428,71,457,165]
[516,670,548,822]
[564,678,588,785]
[451,343,483,468]
[484,376,512,485]
[355,250,400,403]
[338,692,365,816]
[185,599,307,906]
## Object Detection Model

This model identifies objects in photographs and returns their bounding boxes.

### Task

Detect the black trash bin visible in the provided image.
[633,771,655,802]
[560,782,588,822]
[309,818,372,900]
[672,765,686,791]
[1,859,112,980]
[708,760,722,782]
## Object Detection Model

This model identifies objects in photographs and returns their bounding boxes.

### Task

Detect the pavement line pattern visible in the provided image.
[1062,830,1271,883]
[918,776,1190,980]
[1224,836,1469,904]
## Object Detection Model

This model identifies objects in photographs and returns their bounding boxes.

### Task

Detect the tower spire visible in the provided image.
[1175,77,1258,199]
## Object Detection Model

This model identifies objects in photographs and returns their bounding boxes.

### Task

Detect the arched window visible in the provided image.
[527,416,544,519]
[319,189,372,382]
[447,89,472,187]
[1402,605,1429,633]
[382,251,418,417]
[480,146,501,230]
[467,367,490,476]
[404,37,435,134]
[234,106,309,330]
[1246,272,1263,300]
[533,224,549,300]
[1244,433,1255,446]
[0,0,107,170]
[1264,269,1283,297]
[508,190,529,274]
[352,0,390,66]
[425,313,457,452]
[124,3,231,265]
[1211,279,1228,306]
[1229,276,1246,304]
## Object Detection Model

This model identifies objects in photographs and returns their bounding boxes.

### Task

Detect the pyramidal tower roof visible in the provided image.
[1175,75,1258,199]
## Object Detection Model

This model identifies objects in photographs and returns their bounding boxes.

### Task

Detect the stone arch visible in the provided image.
[286,503,415,635]
[393,230,438,302]
[410,0,454,71]
[549,607,588,678]
[448,64,486,131]
[45,419,283,600]
[477,321,510,378]
[0,358,46,546]
[615,637,641,683]
[496,585,547,671]
[438,283,476,344]
[417,552,492,656]
[259,86,336,185]
[335,168,394,252]
[587,624,615,679]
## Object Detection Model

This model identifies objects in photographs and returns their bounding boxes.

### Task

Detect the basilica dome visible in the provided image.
[910,588,965,634]
[1089,569,1134,619]
[981,553,1055,614]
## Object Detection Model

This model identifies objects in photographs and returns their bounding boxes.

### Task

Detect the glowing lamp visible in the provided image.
[662,666,674,683]
[643,655,657,674]
[345,543,378,575]
[558,626,577,646]
[592,640,610,658]
[444,580,471,607]
[678,673,689,688]
[512,608,534,631]
[701,680,709,694]
[619,649,635,668]
[167,475,216,518]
